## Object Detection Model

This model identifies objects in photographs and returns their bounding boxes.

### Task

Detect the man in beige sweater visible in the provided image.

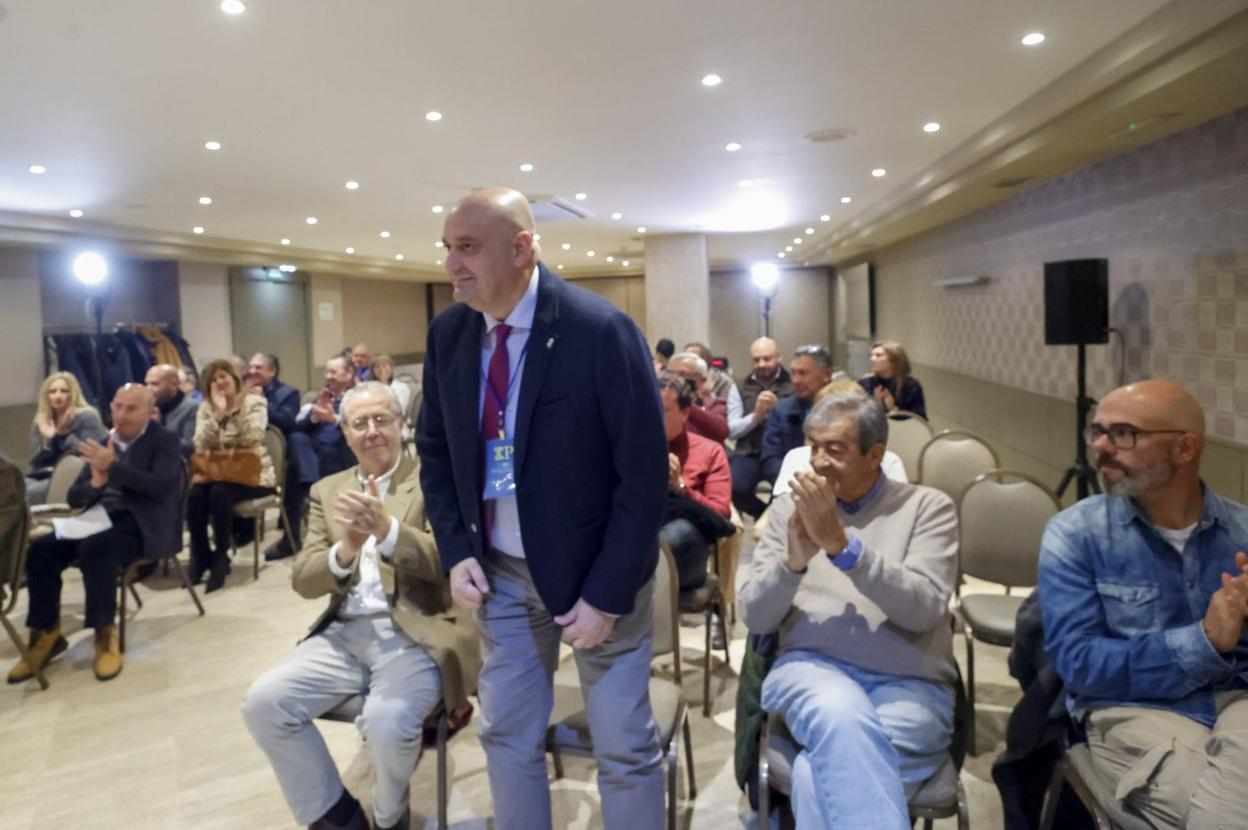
[738,390,959,830]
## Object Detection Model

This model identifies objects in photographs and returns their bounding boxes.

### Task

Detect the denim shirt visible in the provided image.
[1038,486,1248,727]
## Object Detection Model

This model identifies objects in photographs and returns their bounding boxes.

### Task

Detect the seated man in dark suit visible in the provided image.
[7,383,183,684]
[760,344,833,485]
[147,363,198,457]
[244,382,479,830]
[265,355,357,561]
[246,351,300,435]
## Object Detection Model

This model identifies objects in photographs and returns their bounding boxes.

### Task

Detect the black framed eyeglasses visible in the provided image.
[1084,423,1186,450]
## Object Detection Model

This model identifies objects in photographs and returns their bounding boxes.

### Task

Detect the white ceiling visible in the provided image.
[0,0,1173,275]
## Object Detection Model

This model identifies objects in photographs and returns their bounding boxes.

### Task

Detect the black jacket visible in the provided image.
[263,380,301,435]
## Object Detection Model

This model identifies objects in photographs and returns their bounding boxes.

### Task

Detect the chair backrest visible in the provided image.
[918,429,1000,503]
[886,412,934,483]
[45,454,87,505]
[958,469,1059,587]
[300,389,320,406]
[404,382,422,429]
[653,541,682,681]
[264,426,286,493]
[0,454,30,613]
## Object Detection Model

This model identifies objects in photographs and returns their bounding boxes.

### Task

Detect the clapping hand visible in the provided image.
[332,476,389,563]
[311,389,335,424]
[754,390,779,423]
[1203,551,1248,653]
[873,385,895,412]
[790,471,849,555]
[79,437,117,474]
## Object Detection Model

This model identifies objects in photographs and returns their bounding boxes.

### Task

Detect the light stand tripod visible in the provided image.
[1054,342,1101,501]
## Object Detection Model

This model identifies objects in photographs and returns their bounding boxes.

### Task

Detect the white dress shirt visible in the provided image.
[327,455,402,617]
[479,265,540,558]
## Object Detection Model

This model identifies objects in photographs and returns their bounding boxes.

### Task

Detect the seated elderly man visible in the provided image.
[266,355,357,562]
[7,384,183,684]
[666,351,729,443]
[243,382,479,830]
[246,351,300,435]
[1038,379,1248,829]
[146,362,198,455]
[738,391,959,829]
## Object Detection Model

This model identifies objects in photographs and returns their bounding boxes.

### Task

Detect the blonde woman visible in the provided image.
[188,359,275,592]
[859,339,926,420]
[26,372,106,504]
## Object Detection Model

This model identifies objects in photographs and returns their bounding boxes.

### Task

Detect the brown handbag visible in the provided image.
[191,447,262,487]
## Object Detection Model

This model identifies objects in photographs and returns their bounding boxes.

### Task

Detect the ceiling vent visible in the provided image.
[528,195,590,222]
[805,126,857,144]
[993,176,1033,189]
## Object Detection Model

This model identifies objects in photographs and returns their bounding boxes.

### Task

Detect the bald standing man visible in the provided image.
[146,362,198,455]
[417,188,668,828]
[728,336,794,517]
[8,384,184,684]
[1038,379,1248,828]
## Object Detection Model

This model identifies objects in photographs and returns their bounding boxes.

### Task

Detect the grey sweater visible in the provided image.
[737,478,959,684]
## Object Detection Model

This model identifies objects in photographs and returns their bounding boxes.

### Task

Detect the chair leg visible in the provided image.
[963,625,977,754]
[703,607,712,717]
[717,595,732,668]
[758,725,771,822]
[1037,760,1067,830]
[551,744,564,780]
[0,610,49,690]
[957,780,970,830]
[667,728,678,830]
[128,580,143,609]
[436,711,449,830]
[279,501,297,551]
[169,556,206,617]
[118,566,130,654]
[252,516,261,580]
[682,711,697,798]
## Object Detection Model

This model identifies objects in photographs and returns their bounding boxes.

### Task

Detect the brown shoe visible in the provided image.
[6,627,67,684]
[93,625,123,681]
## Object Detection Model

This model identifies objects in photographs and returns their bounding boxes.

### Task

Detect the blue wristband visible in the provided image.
[829,535,864,571]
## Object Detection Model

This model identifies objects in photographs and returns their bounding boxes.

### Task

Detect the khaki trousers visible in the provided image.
[1087,691,1248,829]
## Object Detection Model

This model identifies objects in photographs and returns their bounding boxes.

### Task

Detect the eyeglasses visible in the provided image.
[346,413,398,432]
[1084,423,1186,450]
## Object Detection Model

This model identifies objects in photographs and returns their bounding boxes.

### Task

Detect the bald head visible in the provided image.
[1098,379,1205,437]
[111,382,155,442]
[1092,379,1206,501]
[443,187,540,318]
[145,364,180,404]
[750,336,782,381]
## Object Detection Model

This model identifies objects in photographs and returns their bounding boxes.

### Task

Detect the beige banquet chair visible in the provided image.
[886,411,934,483]
[917,429,1000,503]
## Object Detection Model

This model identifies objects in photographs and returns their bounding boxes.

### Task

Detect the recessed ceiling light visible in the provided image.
[574,192,587,201]
[611,212,622,220]
[345,180,360,190]
[793,238,803,245]
[871,168,886,177]
[725,142,742,152]
[436,259,443,266]
[519,163,534,172]
[431,205,443,213]
[606,256,614,263]
[778,252,786,258]
[701,73,722,87]
[193,226,205,235]
[379,230,391,238]
[220,0,245,14]
[738,179,753,188]
[557,264,564,270]
[198,196,213,205]
[923,122,941,134]
[533,233,541,241]
[804,227,814,235]
[395,254,404,261]
[840,196,852,204]
[785,246,793,252]
[636,226,646,234]
[820,214,831,222]
[425,111,443,122]
[280,238,291,246]
[204,140,221,151]
[587,250,596,257]
[621,260,630,267]
[345,247,355,254]
[28,165,46,175]
[1021,32,1046,46]
[68,209,83,218]
[561,243,571,251]
[278,264,297,273]
[306,216,318,225]
[434,240,444,248]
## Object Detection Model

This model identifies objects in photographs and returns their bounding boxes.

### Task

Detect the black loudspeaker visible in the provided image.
[1044,259,1109,345]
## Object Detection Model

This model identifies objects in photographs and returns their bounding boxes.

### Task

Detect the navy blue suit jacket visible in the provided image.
[263,380,300,435]
[760,394,812,483]
[418,264,667,617]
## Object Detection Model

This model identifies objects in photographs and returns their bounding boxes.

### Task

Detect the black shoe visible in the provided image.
[263,540,294,562]
[309,791,369,830]
[205,557,231,593]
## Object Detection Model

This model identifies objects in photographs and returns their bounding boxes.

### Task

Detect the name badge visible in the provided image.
[483,438,517,500]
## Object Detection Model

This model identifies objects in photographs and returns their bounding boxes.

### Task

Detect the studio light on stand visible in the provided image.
[751,262,780,337]
[73,251,110,420]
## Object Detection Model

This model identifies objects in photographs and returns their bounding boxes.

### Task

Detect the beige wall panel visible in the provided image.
[178,262,233,365]
[0,246,43,408]
[709,267,833,380]
[339,278,428,361]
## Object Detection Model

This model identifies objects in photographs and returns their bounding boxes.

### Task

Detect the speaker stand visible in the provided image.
[1055,343,1102,502]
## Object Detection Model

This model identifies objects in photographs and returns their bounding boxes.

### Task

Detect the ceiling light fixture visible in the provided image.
[436,259,443,266]
[69,209,84,218]
[306,216,318,225]
[280,238,291,246]
[519,163,534,172]
[725,142,741,152]
[432,205,444,213]
[395,254,404,261]
[793,238,802,245]
[611,212,622,220]
[840,196,852,204]
[425,111,443,122]
[345,247,355,254]
[279,264,297,273]
[586,250,595,257]
[557,264,564,270]
[574,192,587,201]
[561,243,571,250]
[606,256,614,263]
[820,214,831,221]
[923,122,941,133]
[198,196,213,205]
[701,73,722,87]
[345,180,360,190]
[786,246,793,252]
[28,165,46,175]
[220,0,245,14]
[379,230,391,238]
[636,226,646,234]
[778,252,786,258]
[434,241,444,248]
[621,260,630,267]
[1021,32,1046,46]
[871,168,886,177]
[804,227,814,235]
[204,140,221,151]
[193,226,205,235]
[533,233,541,241]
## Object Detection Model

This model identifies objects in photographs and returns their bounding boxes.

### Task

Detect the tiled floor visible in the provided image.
[0,521,1022,829]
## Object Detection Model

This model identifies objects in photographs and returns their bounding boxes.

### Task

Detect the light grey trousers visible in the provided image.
[477,551,665,830]
[241,615,441,827]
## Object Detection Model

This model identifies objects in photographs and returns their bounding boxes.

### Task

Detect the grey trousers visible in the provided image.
[1087,691,1248,830]
[241,615,442,827]
[477,551,665,830]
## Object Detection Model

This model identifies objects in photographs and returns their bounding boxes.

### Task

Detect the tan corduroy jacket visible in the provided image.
[290,454,480,711]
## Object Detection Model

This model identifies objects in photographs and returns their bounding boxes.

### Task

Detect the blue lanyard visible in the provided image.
[481,330,530,437]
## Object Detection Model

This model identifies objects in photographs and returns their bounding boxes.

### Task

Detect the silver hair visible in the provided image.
[669,351,708,378]
[804,390,888,454]
[338,380,402,424]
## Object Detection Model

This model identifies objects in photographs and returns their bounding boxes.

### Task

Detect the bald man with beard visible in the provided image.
[418,188,668,828]
[1038,380,1248,828]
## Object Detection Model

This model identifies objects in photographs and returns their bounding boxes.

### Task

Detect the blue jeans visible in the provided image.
[761,650,954,830]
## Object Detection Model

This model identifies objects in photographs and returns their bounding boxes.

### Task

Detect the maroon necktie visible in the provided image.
[480,323,512,546]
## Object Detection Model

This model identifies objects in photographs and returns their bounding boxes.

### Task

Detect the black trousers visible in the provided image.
[187,481,273,569]
[660,518,711,591]
[730,453,767,519]
[25,512,143,631]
